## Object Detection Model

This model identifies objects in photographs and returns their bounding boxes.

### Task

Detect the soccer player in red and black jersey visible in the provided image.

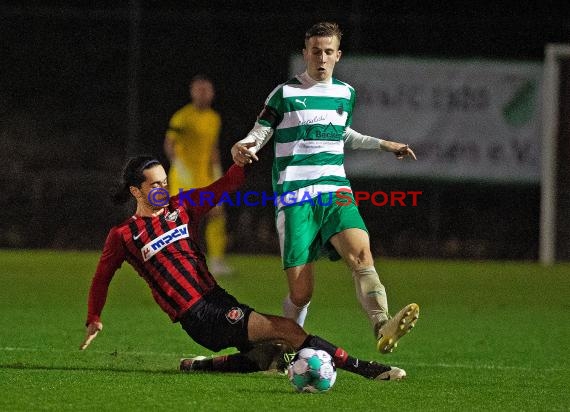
[80,153,407,381]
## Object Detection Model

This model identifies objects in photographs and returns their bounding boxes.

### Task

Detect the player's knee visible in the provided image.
[287,281,312,307]
[344,249,374,269]
[289,291,311,307]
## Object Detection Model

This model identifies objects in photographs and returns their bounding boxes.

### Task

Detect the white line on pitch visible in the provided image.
[395,361,566,373]
[0,346,190,357]
[1,346,566,372]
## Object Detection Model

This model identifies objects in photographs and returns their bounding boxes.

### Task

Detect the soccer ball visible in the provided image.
[287,347,337,393]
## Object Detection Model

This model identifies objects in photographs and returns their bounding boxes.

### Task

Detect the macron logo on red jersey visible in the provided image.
[141,224,189,262]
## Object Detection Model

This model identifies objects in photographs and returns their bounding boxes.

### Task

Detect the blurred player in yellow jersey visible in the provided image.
[164,74,232,276]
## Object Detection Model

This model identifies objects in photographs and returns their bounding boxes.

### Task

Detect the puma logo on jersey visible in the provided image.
[295,98,307,108]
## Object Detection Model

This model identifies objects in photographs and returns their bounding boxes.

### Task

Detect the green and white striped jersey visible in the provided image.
[258,72,356,201]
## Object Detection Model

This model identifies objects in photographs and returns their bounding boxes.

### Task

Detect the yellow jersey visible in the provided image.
[166,103,221,191]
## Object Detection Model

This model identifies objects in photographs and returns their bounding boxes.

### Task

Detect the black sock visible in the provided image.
[195,353,260,373]
[300,335,353,368]
[198,342,289,373]
[300,335,390,379]
[341,358,391,379]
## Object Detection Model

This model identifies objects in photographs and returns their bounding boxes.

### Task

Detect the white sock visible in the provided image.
[352,266,389,334]
[282,294,310,327]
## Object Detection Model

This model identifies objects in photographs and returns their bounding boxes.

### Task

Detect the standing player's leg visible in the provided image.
[329,228,419,353]
[330,228,388,326]
[283,263,314,326]
[276,204,319,327]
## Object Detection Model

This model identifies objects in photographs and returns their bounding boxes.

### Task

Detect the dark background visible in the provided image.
[1,1,568,258]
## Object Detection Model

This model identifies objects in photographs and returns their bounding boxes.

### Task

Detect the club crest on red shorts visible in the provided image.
[225,307,244,324]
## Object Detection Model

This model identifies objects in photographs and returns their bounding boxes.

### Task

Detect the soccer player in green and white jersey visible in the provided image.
[231,22,419,354]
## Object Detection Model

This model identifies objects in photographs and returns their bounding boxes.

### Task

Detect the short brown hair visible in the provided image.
[304,22,342,43]
[190,74,213,86]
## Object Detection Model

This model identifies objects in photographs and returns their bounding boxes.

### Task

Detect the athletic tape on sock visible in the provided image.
[352,266,388,329]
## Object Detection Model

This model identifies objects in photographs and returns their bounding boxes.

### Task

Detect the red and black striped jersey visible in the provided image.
[86,165,245,324]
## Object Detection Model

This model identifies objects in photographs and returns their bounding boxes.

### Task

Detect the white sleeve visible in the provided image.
[343,127,385,151]
[237,123,274,154]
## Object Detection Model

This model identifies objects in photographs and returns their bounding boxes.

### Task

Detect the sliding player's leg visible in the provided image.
[182,310,406,380]
[180,341,293,373]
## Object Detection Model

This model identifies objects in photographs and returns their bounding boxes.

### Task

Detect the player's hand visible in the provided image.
[381,140,417,160]
[394,144,417,160]
[232,142,259,167]
[79,321,103,350]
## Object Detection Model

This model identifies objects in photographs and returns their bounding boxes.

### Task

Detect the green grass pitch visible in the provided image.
[1,250,569,411]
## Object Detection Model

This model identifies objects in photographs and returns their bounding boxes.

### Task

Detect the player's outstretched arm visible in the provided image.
[343,128,416,160]
[79,321,103,350]
[379,140,417,160]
